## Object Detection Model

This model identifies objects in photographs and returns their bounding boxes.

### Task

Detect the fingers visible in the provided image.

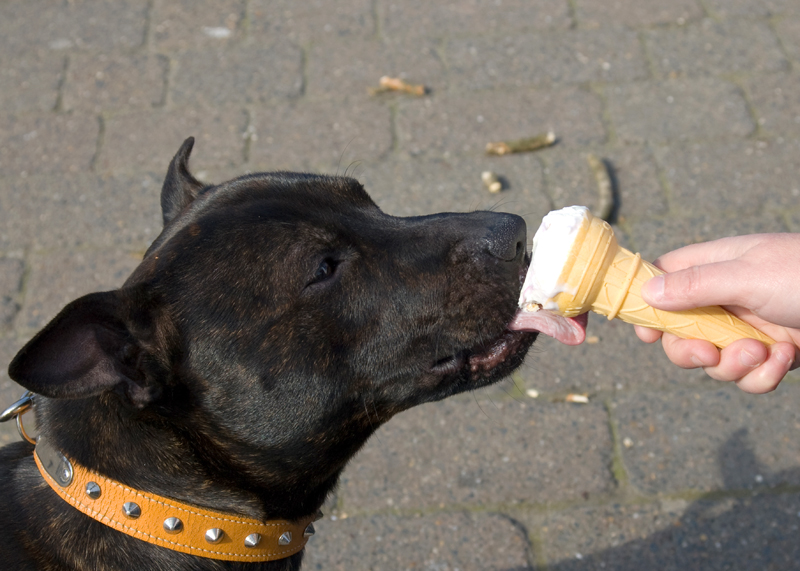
[701,338,769,382]
[641,260,752,311]
[659,334,721,369]
[634,324,662,344]
[650,235,759,272]
[655,335,795,394]
[732,342,796,394]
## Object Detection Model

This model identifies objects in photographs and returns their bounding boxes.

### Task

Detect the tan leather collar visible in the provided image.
[34,438,318,563]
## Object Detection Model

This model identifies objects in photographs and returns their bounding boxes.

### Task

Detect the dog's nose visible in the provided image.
[484,214,527,262]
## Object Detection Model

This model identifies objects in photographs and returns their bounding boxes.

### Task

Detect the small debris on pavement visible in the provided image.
[526,389,540,399]
[565,393,589,404]
[481,170,502,193]
[368,75,427,96]
[485,131,555,155]
[623,437,634,448]
[586,335,600,344]
[202,26,233,39]
[588,154,614,221]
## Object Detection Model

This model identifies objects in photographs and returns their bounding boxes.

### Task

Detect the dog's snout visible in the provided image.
[484,215,527,262]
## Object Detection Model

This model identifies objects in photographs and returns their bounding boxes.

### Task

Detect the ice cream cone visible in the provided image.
[546,210,774,349]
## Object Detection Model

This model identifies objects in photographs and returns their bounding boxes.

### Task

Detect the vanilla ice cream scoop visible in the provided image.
[518,205,586,311]
[513,206,774,349]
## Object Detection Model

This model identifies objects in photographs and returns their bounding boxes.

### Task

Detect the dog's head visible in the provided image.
[9,138,535,513]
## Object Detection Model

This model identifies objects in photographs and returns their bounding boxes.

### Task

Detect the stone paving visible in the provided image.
[1,0,800,569]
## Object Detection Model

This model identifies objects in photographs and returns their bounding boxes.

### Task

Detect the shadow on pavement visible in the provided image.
[548,429,800,570]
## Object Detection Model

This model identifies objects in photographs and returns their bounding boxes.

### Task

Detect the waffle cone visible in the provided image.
[548,212,774,349]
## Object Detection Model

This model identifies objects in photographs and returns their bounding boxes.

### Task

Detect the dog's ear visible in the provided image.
[8,291,157,407]
[161,136,204,226]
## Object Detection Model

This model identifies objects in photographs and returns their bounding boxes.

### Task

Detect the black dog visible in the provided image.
[0,138,536,570]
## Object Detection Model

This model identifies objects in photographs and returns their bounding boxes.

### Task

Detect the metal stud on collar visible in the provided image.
[304,523,315,538]
[85,481,101,499]
[205,528,224,544]
[122,502,141,519]
[163,517,184,534]
[31,433,321,562]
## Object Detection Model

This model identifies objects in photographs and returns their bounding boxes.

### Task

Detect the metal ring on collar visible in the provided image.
[0,391,37,444]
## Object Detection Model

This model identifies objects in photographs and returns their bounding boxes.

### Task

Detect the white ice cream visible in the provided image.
[518,205,589,310]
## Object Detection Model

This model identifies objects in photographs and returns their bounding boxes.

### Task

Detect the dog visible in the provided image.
[0,137,537,570]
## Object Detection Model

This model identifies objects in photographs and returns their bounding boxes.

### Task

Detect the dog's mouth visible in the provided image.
[507,260,588,345]
[430,328,533,377]
[466,328,533,374]
[427,255,587,384]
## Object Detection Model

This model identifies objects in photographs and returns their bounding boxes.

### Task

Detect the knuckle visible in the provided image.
[682,265,705,299]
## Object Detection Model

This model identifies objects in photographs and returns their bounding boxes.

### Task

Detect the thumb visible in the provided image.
[641,261,750,311]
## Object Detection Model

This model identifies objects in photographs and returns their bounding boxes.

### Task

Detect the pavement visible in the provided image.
[1,0,800,569]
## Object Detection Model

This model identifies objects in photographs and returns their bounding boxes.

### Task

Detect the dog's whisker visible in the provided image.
[363,395,377,433]
[472,390,492,421]
[371,398,381,427]
[488,198,522,212]
[346,160,363,179]
[501,383,524,404]
[336,137,357,176]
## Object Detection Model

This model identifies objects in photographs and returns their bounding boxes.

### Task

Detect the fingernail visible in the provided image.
[740,349,762,369]
[690,354,704,368]
[645,275,665,302]
[775,349,794,369]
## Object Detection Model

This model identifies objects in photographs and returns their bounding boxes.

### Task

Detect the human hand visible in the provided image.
[633,233,800,393]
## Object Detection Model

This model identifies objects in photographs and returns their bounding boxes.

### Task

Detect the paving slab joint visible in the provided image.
[587,83,617,146]
[528,526,550,571]
[294,44,309,100]
[0,257,25,333]
[637,29,662,80]
[89,115,105,173]
[12,250,32,333]
[161,53,177,109]
[565,0,578,30]
[369,0,382,41]
[724,74,771,142]
[53,55,69,113]
[537,155,562,212]
[153,54,170,108]
[648,141,681,218]
[768,15,798,72]
[142,0,155,51]
[695,0,715,20]
[603,398,631,493]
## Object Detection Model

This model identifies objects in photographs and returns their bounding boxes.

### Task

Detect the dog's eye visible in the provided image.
[310,258,337,285]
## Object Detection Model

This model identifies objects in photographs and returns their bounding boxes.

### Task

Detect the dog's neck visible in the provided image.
[33,436,319,563]
[36,394,343,524]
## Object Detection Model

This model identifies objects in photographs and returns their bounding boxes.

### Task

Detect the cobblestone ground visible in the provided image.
[1,1,800,569]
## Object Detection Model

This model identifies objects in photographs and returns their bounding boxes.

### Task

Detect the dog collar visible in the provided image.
[33,437,318,563]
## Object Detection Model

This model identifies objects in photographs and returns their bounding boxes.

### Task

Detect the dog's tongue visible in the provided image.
[509,309,588,346]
